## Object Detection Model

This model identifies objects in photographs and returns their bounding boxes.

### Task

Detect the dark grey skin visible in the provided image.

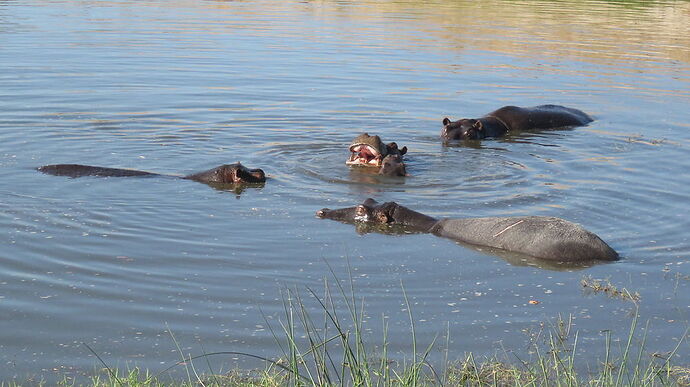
[316,199,618,262]
[37,163,266,184]
[441,105,593,140]
[378,154,406,176]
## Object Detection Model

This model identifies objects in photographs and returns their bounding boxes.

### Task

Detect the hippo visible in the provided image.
[316,199,618,262]
[441,105,593,140]
[37,163,266,184]
[378,154,406,177]
[346,133,408,176]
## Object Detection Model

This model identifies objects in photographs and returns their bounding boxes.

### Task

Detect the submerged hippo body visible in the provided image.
[316,199,618,262]
[37,163,266,184]
[346,133,408,176]
[433,217,617,262]
[441,105,593,140]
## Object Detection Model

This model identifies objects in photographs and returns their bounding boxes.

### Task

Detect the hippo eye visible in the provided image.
[229,169,240,182]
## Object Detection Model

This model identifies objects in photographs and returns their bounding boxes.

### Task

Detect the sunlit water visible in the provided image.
[1,0,689,381]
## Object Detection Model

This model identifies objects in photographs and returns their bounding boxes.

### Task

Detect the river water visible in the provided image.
[1,0,689,382]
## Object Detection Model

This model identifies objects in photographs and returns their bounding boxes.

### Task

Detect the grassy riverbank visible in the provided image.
[18,321,689,386]
[7,275,690,386]
[43,344,690,386]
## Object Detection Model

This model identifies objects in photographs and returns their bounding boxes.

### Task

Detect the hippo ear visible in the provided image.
[362,198,378,207]
[399,146,407,156]
[472,120,484,131]
[442,117,451,126]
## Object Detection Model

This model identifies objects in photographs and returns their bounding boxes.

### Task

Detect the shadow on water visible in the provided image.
[204,181,266,196]
[347,166,407,185]
[442,127,578,149]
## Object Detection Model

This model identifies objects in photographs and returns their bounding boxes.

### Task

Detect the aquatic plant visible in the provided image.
[580,275,641,303]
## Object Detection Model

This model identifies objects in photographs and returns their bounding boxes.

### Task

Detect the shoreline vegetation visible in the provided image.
[6,273,689,386]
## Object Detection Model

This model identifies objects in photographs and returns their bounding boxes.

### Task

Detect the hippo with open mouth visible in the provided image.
[346,133,408,176]
[37,163,266,185]
[441,104,593,140]
[317,198,618,262]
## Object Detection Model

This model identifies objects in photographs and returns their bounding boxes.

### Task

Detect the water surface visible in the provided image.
[1,0,689,381]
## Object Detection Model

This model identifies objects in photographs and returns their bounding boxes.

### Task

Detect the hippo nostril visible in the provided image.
[248,169,266,182]
[316,209,329,217]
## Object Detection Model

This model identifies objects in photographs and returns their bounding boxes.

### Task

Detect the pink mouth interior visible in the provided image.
[346,145,382,167]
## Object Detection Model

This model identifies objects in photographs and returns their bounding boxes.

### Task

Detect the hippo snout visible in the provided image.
[249,168,266,182]
[316,208,330,218]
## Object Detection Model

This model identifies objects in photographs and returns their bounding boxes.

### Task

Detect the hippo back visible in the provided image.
[432,216,617,262]
[37,164,158,178]
[490,105,593,131]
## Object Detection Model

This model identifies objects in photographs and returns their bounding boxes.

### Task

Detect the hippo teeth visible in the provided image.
[346,144,382,167]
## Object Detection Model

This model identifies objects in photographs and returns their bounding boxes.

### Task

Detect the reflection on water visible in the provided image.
[0,0,689,382]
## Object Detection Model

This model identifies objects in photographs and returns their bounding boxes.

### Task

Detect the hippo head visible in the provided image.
[188,163,266,184]
[347,133,407,168]
[441,117,485,140]
[221,163,266,184]
[316,198,389,223]
[379,154,406,177]
[316,198,437,233]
